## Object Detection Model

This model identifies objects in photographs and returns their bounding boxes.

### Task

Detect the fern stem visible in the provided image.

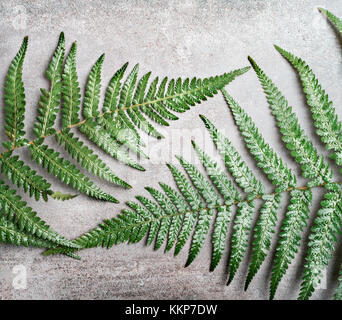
[45,180,335,256]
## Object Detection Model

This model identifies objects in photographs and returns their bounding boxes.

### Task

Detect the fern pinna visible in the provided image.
[0,34,247,253]
[46,8,342,300]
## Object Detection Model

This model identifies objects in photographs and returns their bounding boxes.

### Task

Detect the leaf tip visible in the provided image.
[317,7,326,14]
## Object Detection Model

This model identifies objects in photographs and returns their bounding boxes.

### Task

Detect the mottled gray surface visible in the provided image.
[0,0,342,300]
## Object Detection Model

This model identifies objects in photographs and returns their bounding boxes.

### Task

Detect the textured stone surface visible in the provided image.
[0,0,342,300]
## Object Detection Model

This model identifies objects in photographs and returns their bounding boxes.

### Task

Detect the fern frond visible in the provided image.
[248,57,334,296]
[227,201,255,284]
[0,33,250,205]
[79,119,145,171]
[199,114,265,282]
[144,186,177,250]
[221,90,305,287]
[245,193,281,290]
[0,216,58,249]
[158,182,189,252]
[83,54,104,119]
[319,7,342,36]
[191,141,240,204]
[61,41,81,127]
[3,36,28,150]
[222,89,297,192]
[103,62,128,113]
[0,152,52,201]
[166,163,203,256]
[97,66,251,148]
[191,141,239,270]
[55,129,131,188]
[29,140,118,203]
[299,183,342,300]
[34,32,65,138]
[274,45,342,167]
[0,179,78,249]
[199,115,264,198]
[176,155,221,266]
[248,56,332,187]
[270,189,312,300]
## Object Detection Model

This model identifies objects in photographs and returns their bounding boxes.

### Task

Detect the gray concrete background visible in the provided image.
[0,0,342,300]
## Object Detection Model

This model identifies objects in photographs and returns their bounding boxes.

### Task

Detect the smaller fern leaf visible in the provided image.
[0,216,57,249]
[119,208,147,244]
[117,64,139,111]
[112,64,143,145]
[34,32,65,138]
[177,155,221,267]
[79,119,145,171]
[177,155,221,208]
[61,41,81,127]
[140,76,172,126]
[299,183,342,300]
[318,8,342,36]
[74,217,135,249]
[248,56,332,186]
[3,36,28,150]
[83,54,104,119]
[199,115,264,199]
[186,207,214,267]
[29,140,118,203]
[51,191,78,201]
[97,113,148,158]
[0,179,79,248]
[0,152,53,201]
[135,195,166,247]
[245,193,281,290]
[159,182,190,253]
[274,45,342,167]
[211,204,234,272]
[222,89,297,192]
[227,201,255,285]
[125,200,158,246]
[191,141,240,270]
[153,77,177,119]
[166,163,203,256]
[144,186,177,250]
[270,189,312,300]
[103,62,129,113]
[199,114,266,281]
[191,140,241,204]
[129,72,165,139]
[100,63,143,152]
[56,129,131,188]
[334,266,342,300]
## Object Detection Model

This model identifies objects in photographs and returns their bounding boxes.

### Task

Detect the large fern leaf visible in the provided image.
[1,32,249,207]
[48,8,342,301]
[0,32,250,263]
[248,56,333,298]
[3,36,28,150]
